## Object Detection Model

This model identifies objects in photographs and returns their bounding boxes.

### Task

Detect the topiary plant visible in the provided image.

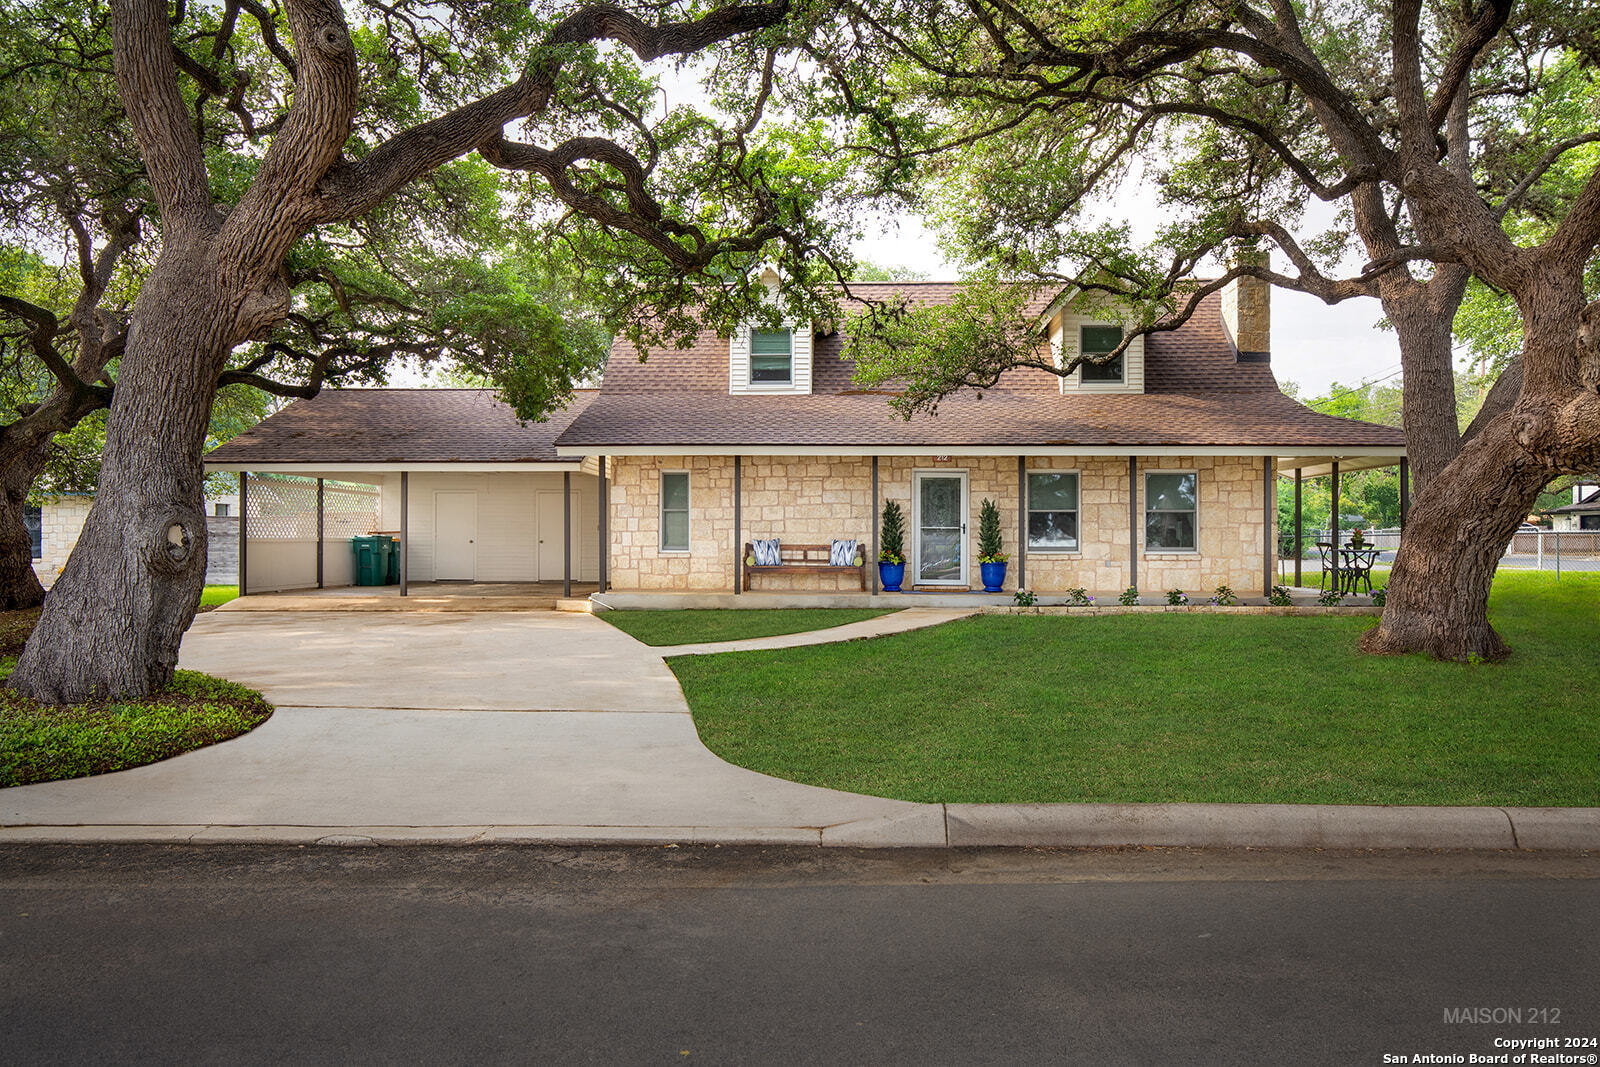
[879,500,906,564]
[977,498,1008,563]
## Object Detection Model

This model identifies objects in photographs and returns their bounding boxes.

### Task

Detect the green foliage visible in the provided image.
[1317,589,1345,607]
[879,500,906,564]
[1118,587,1140,606]
[1269,585,1294,606]
[1063,587,1093,606]
[672,572,1600,806]
[1209,585,1238,606]
[1166,588,1189,606]
[1372,586,1388,607]
[977,498,1007,562]
[1013,588,1038,606]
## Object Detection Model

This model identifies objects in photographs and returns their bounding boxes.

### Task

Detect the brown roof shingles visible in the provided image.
[206,389,596,465]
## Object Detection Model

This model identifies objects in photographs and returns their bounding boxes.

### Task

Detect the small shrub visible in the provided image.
[1316,588,1344,607]
[1012,588,1038,607]
[879,500,906,564]
[1117,587,1140,606]
[977,498,1008,563]
[1166,588,1189,606]
[1064,587,1094,607]
[1372,586,1388,607]
[1209,584,1239,606]
[1268,585,1294,606]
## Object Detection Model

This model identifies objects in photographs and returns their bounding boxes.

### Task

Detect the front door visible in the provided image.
[914,470,968,586]
[434,491,477,581]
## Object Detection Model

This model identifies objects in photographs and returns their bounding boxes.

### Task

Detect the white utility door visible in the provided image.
[537,490,580,581]
[913,470,969,586]
[433,491,478,581]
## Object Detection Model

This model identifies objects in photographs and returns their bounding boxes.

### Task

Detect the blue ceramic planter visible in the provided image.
[878,561,905,592]
[980,560,1007,593]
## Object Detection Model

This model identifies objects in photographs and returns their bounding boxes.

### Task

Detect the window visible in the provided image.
[1080,325,1124,382]
[1027,472,1079,551]
[24,506,41,560]
[1581,514,1600,531]
[214,503,229,517]
[660,472,690,551]
[1145,472,1197,551]
[750,329,793,383]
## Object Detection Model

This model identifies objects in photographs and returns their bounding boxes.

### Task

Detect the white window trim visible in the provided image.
[1025,468,1083,555]
[659,469,691,554]
[748,328,794,386]
[1078,324,1126,385]
[1142,468,1200,555]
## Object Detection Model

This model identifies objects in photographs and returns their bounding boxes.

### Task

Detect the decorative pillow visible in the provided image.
[830,539,859,566]
[752,538,781,566]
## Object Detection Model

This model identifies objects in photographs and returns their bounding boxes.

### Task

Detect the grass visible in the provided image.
[199,584,239,611]
[671,570,1600,807]
[0,666,272,788]
[603,607,897,647]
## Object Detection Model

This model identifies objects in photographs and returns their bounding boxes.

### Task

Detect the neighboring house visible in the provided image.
[1550,487,1600,531]
[205,272,1405,597]
[30,493,240,586]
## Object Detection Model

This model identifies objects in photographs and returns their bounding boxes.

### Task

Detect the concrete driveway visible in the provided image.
[0,611,940,845]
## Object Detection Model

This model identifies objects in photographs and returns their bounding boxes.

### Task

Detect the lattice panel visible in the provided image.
[322,480,382,538]
[244,474,380,540]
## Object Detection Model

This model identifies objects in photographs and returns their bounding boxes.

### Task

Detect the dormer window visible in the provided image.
[1080,326,1124,383]
[750,329,793,383]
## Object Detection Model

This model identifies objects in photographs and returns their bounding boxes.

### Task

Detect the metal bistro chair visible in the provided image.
[1342,546,1380,595]
[1315,542,1338,592]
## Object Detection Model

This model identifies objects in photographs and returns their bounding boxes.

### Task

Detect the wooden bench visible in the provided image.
[743,541,867,592]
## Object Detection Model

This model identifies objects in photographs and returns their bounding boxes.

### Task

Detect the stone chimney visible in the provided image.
[1221,249,1271,362]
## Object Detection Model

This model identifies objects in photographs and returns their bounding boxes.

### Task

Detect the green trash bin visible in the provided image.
[351,536,386,586]
[384,538,401,585]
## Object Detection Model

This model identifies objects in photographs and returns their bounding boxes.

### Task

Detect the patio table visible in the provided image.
[1339,546,1379,595]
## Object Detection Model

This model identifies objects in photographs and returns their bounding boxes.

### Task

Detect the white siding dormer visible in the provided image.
[1053,308,1145,394]
[729,324,813,394]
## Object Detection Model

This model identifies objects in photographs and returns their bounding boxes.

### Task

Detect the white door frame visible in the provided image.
[432,490,478,581]
[912,469,969,587]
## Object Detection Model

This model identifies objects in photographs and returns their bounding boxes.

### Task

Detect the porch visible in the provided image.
[219,581,601,612]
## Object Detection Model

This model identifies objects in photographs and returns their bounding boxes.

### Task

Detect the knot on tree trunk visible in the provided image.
[149,510,206,575]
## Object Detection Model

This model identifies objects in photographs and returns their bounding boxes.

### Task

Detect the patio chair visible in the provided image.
[1315,542,1338,592]
[1342,546,1380,595]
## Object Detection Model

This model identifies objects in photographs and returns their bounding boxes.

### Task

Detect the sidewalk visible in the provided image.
[2,608,1596,849]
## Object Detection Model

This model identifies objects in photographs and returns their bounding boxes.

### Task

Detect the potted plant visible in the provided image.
[1349,526,1367,549]
[977,498,1009,592]
[878,500,907,592]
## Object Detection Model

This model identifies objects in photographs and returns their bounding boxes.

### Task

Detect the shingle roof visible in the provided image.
[206,389,596,464]
[564,285,1403,450]
[1550,487,1600,514]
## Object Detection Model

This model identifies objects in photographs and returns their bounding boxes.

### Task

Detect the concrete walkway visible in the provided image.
[661,607,974,656]
[0,610,941,845]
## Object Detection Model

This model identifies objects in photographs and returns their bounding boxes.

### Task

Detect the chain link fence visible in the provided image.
[1278,525,1600,580]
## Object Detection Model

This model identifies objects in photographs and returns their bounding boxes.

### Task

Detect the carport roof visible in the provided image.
[206,388,596,466]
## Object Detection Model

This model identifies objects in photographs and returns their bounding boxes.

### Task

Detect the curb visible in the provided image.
[3,804,1596,849]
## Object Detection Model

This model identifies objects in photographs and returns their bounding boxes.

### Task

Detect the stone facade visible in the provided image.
[607,453,1276,596]
[1221,253,1271,356]
[34,499,239,587]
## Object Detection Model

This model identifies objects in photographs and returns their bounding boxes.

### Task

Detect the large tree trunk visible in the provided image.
[0,447,51,611]
[8,246,228,702]
[1384,269,1468,492]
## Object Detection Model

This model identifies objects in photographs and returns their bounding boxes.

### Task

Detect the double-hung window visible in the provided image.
[1145,472,1198,551]
[1027,472,1080,551]
[750,329,793,384]
[660,472,690,552]
[1080,325,1124,383]
[23,505,41,560]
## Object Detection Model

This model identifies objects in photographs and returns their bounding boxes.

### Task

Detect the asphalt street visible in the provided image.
[1,845,1596,1065]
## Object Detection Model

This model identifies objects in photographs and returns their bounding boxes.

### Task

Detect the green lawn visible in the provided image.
[1,666,272,788]
[200,584,239,610]
[603,608,897,647]
[671,571,1600,806]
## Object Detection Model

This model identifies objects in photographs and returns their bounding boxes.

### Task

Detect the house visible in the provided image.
[29,491,240,587]
[205,274,1406,599]
[1550,487,1600,531]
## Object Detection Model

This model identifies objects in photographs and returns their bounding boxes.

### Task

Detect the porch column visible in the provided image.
[870,456,879,595]
[1127,456,1139,591]
[562,470,572,598]
[315,477,325,589]
[238,471,248,597]
[1329,460,1340,593]
[1294,468,1303,587]
[399,470,408,597]
[733,455,742,595]
[1399,456,1410,530]
[1016,456,1027,591]
[1262,456,1274,598]
[599,456,608,593]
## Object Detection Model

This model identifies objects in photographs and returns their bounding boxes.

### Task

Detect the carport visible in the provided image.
[205,389,608,598]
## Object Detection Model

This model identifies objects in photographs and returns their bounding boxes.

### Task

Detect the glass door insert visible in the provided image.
[915,471,968,585]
